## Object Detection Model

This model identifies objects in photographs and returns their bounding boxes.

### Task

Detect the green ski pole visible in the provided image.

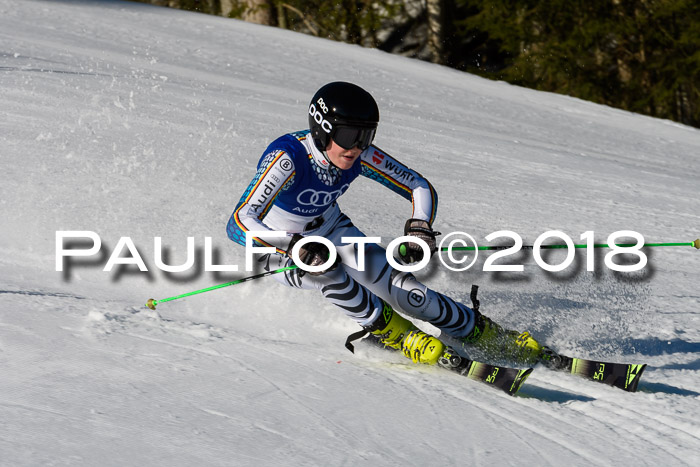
[148,239,698,309]
[441,239,700,252]
[146,265,298,310]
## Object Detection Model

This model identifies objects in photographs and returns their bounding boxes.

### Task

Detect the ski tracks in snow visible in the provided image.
[82,302,411,465]
[3,288,699,465]
[520,372,700,465]
[84,302,700,466]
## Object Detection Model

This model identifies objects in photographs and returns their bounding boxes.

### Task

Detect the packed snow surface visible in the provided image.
[1,0,699,465]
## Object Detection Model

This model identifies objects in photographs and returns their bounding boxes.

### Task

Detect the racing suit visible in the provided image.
[227,130,477,339]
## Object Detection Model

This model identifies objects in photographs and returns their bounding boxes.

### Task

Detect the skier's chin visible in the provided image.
[335,155,357,169]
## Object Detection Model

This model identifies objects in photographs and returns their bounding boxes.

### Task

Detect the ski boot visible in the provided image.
[538,346,573,371]
[365,302,445,365]
[461,312,545,365]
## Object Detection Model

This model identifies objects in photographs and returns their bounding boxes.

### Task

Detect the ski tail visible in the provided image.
[465,361,533,396]
[570,358,647,392]
[439,350,532,396]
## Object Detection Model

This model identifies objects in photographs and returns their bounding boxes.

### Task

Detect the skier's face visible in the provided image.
[326,138,362,170]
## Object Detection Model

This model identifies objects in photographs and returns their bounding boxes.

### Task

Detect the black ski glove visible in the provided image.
[287,234,340,276]
[399,219,439,264]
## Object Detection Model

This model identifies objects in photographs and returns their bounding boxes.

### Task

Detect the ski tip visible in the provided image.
[693,239,700,249]
[146,298,157,310]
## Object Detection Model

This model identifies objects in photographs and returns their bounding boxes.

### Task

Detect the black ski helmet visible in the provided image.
[308,82,379,153]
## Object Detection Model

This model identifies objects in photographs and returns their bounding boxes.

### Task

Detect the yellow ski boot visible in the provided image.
[367,302,444,365]
[462,313,544,365]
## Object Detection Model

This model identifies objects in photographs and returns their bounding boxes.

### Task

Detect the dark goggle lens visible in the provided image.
[333,126,376,150]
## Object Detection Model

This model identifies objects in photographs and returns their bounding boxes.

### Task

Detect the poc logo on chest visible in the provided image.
[309,97,333,134]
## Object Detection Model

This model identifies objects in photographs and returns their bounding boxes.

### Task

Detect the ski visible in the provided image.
[353,335,532,396]
[543,353,647,392]
[442,351,645,394]
[439,349,533,396]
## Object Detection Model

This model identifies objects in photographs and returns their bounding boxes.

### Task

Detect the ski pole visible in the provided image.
[145,265,298,310]
[147,239,698,309]
[442,239,699,252]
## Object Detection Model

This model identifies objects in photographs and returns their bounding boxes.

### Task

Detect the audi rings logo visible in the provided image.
[297,185,349,207]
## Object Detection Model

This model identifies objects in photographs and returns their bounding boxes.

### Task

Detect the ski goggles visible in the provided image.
[332,126,376,151]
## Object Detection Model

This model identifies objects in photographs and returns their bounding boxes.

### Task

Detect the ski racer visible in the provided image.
[227,81,564,369]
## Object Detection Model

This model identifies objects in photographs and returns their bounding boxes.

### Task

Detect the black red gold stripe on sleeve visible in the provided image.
[258,170,295,219]
[231,209,287,254]
[360,160,412,197]
[241,151,288,205]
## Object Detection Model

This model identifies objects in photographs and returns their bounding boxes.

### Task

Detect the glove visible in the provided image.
[287,234,340,276]
[399,219,439,264]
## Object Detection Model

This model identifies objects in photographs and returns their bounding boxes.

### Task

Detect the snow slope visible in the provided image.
[2,0,700,465]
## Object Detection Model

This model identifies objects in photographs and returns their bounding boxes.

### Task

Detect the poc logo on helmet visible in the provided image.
[309,98,332,134]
